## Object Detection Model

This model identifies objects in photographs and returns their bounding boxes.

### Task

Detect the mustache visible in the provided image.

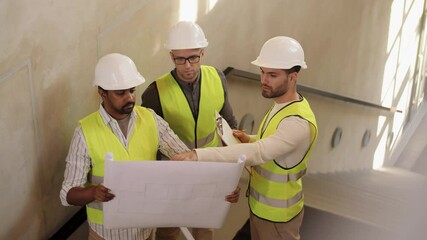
[124,102,135,108]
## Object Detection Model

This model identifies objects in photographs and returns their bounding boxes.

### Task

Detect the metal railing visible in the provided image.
[224,67,402,113]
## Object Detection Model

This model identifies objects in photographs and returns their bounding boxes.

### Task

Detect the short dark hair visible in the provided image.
[284,66,301,74]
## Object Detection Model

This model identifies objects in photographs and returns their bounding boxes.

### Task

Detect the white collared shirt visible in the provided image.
[60,105,189,240]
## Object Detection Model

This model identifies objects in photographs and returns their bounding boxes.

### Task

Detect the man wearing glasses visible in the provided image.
[141,21,238,240]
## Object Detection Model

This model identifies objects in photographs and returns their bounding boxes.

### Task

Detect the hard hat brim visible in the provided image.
[251,59,307,69]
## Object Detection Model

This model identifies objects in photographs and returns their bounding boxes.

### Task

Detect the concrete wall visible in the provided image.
[0,0,424,238]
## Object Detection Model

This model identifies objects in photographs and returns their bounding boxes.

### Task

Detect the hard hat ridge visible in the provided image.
[94,53,145,90]
[251,36,307,69]
[164,21,209,50]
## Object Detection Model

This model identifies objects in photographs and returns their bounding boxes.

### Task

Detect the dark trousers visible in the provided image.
[233,219,251,240]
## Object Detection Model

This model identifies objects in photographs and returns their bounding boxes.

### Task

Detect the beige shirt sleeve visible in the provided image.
[195,116,311,168]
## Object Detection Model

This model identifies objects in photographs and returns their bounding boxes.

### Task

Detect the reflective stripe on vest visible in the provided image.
[253,165,307,183]
[156,65,224,149]
[80,106,158,224]
[249,96,318,222]
[250,186,303,208]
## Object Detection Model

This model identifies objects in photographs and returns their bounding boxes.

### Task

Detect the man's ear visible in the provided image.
[98,88,107,98]
[290,72,298,82]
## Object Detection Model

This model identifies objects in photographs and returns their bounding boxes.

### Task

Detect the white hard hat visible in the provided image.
[164,21,209,50]
[94,53,145,90]
[251,36,307,69]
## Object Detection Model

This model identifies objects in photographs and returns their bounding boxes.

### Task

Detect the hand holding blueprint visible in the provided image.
[103,155,245,229]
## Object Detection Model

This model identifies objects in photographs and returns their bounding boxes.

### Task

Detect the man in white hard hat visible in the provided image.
[60,53,240,240]
[141,21,239,240]
[172,36,318,240]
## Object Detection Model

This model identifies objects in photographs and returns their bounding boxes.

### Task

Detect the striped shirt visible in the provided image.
[60,105,189,240]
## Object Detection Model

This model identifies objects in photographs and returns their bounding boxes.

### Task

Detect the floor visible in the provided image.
[303,167,427,239]
[300,207,395,240]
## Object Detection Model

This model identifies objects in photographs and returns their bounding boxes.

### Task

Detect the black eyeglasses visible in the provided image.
[173,55,201,65]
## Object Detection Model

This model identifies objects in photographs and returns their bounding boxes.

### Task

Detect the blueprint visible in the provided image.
[103,156,245,229]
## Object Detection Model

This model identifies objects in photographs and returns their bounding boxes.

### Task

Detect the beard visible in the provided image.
[119,102,135,114]
[261,84,287,99]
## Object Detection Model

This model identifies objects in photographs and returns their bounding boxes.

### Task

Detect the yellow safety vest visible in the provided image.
[249,96,318,222]
[80,106,158,224]
[156,65,224,148]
